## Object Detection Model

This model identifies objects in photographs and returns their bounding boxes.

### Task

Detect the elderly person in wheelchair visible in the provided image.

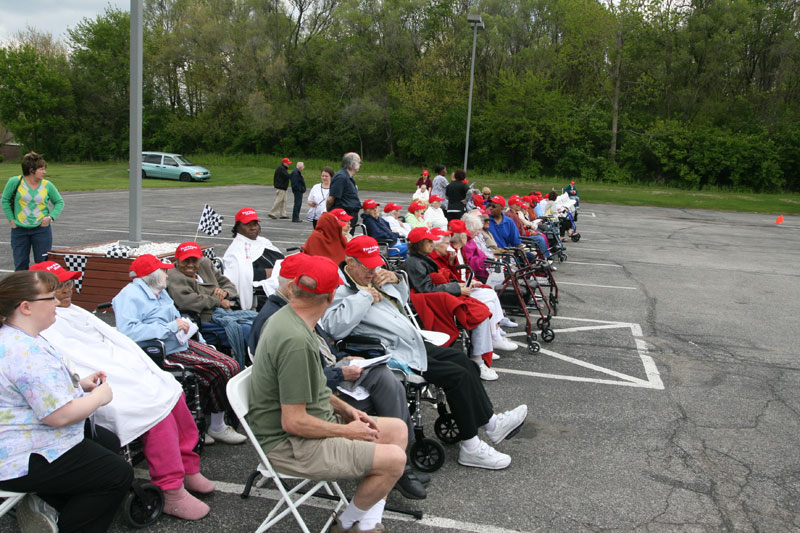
[33,261,215,521]
[223,207,285,311]
[247,252,429,500]
[167,241,257,367]
[112,254,247,448]
[321,236,528,471]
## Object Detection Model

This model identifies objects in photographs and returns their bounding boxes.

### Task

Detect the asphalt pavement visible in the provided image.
[1,184,799,532]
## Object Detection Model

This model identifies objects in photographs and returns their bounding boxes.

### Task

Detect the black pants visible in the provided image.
[446,207,465,222]
[291,192,304,221]
[0,424,133,533]
[421,342,494,440]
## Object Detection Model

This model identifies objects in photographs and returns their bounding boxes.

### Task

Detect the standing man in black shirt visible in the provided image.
[326,152,362,230]
[445,168,471,221]
[269,157,292,219]
[290,162,306,223]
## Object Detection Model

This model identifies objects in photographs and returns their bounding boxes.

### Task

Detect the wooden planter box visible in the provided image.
[47,242,212,311]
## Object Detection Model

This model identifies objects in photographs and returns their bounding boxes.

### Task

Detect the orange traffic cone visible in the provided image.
[776,215,784,225]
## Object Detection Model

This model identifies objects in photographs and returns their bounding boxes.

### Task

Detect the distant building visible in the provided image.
[0,125,22,161]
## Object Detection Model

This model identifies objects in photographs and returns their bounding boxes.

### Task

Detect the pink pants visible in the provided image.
[141,393,200,491]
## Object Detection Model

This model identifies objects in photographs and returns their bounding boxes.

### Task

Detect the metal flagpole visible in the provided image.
[122,0,143,247]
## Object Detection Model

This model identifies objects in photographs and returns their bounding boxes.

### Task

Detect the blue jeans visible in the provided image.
[529,234,551,258]
[11,224,52,270]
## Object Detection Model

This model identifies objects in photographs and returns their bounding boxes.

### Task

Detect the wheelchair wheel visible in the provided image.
[558,253,567,263]
[571,233,581,242]
[434,413,461,444]
[410,438,446,472]
[124,482,163,528]
[541,328,555,343]
[528,340,541,353]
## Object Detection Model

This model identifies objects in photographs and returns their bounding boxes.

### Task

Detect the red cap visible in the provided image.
[570,181,575,185]
[175,242,203,261]
[422,170,429,176]
[473,194,485,208]
[408,201,425,213]
[509,194,521,202]
[235,208,259,224]
[448,219,472,236]
[294,256,343,294]
[362,199,380,210]
[282,157,292,165]
[383,202,403,213]
[279,253,310,279]
[329,208,353,222]
[430,227,450,236]
[429,195,444,203]
[408,227,440,243]
[489,195,506,207]
[30,261,82,282]
[345,236,385,269]
[129,254,174,278]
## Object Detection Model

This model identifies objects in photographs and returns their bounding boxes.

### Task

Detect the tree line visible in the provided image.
[1,0,799,191]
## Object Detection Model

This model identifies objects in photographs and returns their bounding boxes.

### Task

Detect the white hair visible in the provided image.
[141,269,167,292]
[463,211,483,234]
[342,152,361,171]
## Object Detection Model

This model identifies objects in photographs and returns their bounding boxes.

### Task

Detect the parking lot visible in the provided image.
[2,185,799,532]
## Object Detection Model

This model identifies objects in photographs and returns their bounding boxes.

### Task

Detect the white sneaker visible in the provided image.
[206,425,247,445]
[492,352,500,361]
[471,359,499,381]
[492,335,518,352]
[203,433,215,446]
[485,405,528,444]
[17,494,58,533]
[458,440,511,470]
[498,317,518,328]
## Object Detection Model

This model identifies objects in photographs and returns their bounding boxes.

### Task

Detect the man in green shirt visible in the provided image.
[2,152,64,270]
[249,255,406,533]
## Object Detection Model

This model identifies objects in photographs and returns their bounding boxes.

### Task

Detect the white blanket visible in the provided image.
[41,305,183,446]
[222,233,282,310]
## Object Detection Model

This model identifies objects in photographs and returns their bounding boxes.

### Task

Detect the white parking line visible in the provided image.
[133,471,524,532]
[568,247,609,252]
[563,261,623,267]
[558,281,637,290]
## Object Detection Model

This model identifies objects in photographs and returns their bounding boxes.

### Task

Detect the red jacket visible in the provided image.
[410,291,491,346]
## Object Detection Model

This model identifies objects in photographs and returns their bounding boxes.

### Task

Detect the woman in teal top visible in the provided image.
[1,152,64,270]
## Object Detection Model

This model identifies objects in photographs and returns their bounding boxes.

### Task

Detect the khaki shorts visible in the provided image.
[266,436,376,481]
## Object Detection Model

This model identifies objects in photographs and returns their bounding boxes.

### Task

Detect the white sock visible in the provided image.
[461,435,480,451]
[359,499,386,530]
[338,502,368,530]
[484,414,498,432]
[209,412,226,432]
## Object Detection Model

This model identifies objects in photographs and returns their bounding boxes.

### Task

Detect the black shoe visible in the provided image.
[291,219,301,223]
[394,466,427,499]
[415,470,431,486]
[268,214,277,219]
[280,216,290,219]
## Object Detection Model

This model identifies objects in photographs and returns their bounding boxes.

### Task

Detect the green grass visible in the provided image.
[2,156,797,215]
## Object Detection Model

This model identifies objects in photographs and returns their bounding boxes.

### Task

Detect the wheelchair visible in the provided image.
[334,335,453,473]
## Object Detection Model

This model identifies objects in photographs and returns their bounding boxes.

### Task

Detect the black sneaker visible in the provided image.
[394,466,427,499]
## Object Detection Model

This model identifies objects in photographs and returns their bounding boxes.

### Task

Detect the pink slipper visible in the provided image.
[184,472,215,494]
[163,487,210,520]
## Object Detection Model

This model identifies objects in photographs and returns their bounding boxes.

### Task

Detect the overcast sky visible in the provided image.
[0,1,129,44]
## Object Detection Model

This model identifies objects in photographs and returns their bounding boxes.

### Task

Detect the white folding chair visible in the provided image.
[225,367,348,533]
[0,491,26,520]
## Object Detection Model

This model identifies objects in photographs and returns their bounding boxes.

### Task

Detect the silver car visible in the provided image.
[141,152,211,181]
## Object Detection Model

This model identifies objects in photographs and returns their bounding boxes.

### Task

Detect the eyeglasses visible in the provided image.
[15,294,58,307]
[56,281,75,291]
[352,259,377,272]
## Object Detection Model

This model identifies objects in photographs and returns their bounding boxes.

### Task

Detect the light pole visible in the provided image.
[463,14,484,172]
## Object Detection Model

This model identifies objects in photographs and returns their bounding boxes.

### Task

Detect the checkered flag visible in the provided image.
[202,247,216,261]
[105,243,132,259]
[63,254,87,293]
[198,204,223,236]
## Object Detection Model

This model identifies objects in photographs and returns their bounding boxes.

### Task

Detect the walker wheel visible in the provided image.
[536,317,544,329]
[434,414,461,444]
[528,341,541,354]
[410,438,446,472]
[124,482,163,528]
[541,328,555,343]
[558,253,567,263]
[571,234,581,242]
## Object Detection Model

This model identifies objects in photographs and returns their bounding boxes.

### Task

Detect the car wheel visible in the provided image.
[179,172,191,182]
[141,169,147,179]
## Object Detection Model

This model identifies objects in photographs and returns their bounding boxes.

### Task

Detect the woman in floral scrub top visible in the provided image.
[0,270,132,533]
